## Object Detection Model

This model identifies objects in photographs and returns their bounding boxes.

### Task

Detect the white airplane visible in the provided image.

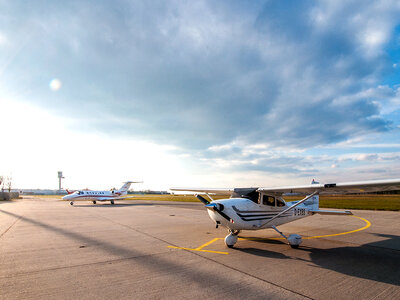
[63,181,142,205]
[171,178,400,248]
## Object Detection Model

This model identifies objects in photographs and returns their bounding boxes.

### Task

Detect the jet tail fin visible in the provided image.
[117,181,143,193]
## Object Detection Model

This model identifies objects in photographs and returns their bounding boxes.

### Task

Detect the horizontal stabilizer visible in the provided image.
[308,210,353,215]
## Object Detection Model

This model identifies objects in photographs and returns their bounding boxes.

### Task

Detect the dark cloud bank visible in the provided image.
[3,1,400,160]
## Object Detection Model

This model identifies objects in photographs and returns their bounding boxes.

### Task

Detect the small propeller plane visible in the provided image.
[171,178,400,248]
[63,181,142,205]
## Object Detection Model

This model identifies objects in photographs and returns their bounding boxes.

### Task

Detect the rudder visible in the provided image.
[304,194,319,210]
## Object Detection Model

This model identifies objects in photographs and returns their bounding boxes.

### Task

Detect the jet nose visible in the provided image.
[62,194,70,200]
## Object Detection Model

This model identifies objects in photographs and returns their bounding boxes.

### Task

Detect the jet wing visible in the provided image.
[170,188,234,195]
[96,197,113,201]
[96,197,128,201]
[258,178,400,195]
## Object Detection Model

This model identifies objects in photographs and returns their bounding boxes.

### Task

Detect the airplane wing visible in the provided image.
[96,197,128,201]
[170,188,234,195]
[258,178,400,195]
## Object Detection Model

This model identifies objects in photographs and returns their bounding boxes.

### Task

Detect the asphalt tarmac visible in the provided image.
[0,197,399,299]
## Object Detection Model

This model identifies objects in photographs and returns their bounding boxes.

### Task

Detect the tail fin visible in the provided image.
[117,181,142,193]
[304,194,319,210]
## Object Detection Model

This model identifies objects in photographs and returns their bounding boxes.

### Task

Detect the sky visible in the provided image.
[1,0,400,191]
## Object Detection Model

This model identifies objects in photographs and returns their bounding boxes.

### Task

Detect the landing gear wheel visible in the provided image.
[224,234,238,248]
[287,234,302,248]
[224,230,240,248]
[92,201,96,204]
[271,225,302,249]
[70,202,74,206]
[111,200,114,205]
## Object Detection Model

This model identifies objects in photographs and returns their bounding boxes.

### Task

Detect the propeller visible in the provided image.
[195,195,234,223]
[196,195,210,205]
[205,202,234,223]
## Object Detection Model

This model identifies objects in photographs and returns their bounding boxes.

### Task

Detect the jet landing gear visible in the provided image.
[70,202,74,206]
[272,225,302,248]
[224,230,241,248]
[92,201,96,204]
[110,200,114,205]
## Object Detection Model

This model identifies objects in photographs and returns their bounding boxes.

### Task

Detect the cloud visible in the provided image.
[2,0,400,177]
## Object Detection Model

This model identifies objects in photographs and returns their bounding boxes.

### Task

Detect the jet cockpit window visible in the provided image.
[262,195,275,206]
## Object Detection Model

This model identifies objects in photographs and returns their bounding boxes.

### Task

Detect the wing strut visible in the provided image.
[259,191,319,228]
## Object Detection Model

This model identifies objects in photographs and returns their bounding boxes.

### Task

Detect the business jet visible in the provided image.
[171,178,400,248]
[63,181,142,205]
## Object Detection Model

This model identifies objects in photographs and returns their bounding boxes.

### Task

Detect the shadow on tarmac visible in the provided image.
[69,201,204,210]
[236,246,288,259]
[237,233,400,286]
[0,208,272,297]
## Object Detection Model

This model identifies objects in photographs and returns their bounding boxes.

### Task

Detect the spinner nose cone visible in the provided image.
[205,202,223,211]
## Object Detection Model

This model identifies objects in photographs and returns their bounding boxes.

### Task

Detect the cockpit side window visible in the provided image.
[276,198,285,207]
[262,195,275,206]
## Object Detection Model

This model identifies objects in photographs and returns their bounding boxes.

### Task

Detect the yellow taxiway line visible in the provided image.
[168,238,229,255]
[302,216,371,239]
[167,215,370,255]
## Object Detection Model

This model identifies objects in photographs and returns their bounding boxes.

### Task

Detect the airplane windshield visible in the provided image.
[231,188,259,203]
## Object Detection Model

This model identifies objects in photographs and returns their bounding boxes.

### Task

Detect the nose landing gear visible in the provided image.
[224,230,241,248]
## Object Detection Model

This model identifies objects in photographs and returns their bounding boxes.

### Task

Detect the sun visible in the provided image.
[49,79,62,91]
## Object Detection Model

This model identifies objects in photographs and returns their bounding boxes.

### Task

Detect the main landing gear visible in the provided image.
[110,200,114,205]
[272,225,302,248]
[223,227,302,249]
[224,230,241,248]
[92,200,97,204]
[223,228,302,248]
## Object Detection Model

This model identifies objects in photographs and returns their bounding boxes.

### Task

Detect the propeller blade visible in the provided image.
[205,203,233,223]
[196,195,210,205]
